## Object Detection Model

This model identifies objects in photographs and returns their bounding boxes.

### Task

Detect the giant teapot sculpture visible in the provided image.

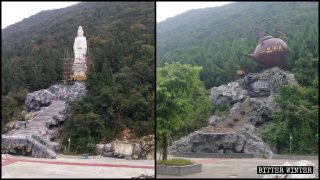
[247,18,288,68]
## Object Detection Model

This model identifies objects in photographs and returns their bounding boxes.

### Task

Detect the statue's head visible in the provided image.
[77,26,83,36]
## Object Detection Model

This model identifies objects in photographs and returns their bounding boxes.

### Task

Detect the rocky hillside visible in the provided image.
[2,2,155,154]
[170,67,298,158]
[2,82,86,158]
[159,1,318,155]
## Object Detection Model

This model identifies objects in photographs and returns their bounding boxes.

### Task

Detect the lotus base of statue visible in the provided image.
[72,75,87,81]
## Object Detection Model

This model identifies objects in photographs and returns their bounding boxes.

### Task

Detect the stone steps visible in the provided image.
[2,100,67,158]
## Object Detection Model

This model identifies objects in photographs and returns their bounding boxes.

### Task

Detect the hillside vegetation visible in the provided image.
[1,2,155,152]
[157,2,318,88]
[157,2,318,154]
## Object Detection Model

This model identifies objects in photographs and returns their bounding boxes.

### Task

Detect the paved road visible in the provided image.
[2,154,155,178]
[157,157,318,178]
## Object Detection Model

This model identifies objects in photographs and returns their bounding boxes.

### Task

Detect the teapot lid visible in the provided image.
[261,36,274,41]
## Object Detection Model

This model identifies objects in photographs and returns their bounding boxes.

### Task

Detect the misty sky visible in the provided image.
[1,2,79,29]
[157,2,233,22]
[1,2,234,29]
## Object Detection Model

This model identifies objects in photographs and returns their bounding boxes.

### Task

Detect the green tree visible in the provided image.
[63,112,106,153]
[261,85,319,154]
[157,63,211,160]
[293,51,318,87]
[1,88,28,132]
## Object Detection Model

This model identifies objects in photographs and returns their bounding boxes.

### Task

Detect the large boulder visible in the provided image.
[139,135,155,159]
[25,90,55,111]
[47,85,60,97]
[53,114,66,123]
[95,144,104,155]
[47,82,87,101]
[210,82,248,107]
[239,123,274,158]
[239,67,298,97]
[229,102,242,113]
[247,97,274,126]
[99,143,114,157]
[133,144,142,159]
[26,82,87,112]
[170,131,247,153]
[208,116,224,127]
[170,123,274,158]
[1,135,56,158]
[45,113,66,128]
[64,82,87,101]
[103,143,112,152]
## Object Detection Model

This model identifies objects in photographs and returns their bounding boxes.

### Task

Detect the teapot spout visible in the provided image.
[247,53,258,60]
[246,53,255,59]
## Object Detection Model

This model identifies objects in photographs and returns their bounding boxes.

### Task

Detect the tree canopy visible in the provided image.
[156,63,211,159]
[157,2,318,88]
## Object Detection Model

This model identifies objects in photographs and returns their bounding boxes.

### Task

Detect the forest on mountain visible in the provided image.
[1,2,155,152]
[157,2,318,154]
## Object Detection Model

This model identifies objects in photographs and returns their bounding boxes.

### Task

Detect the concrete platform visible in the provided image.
[156,156,318,178]
[157,164,202,176]
[2,154,154,178]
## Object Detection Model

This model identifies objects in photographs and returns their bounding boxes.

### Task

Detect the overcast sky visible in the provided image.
[1,2,234,28]
[1,2,79,29]
[157,2,233,23]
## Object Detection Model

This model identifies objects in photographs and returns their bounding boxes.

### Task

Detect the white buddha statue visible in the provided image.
[72,26,87,79]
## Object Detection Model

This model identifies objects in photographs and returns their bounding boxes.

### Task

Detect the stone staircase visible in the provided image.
[14,101,65,136]
[2,101,66,158]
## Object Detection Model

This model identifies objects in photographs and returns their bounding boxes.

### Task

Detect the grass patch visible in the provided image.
[157,158,193,166]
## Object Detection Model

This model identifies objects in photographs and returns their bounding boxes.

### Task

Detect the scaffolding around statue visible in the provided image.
[62,47,93,84]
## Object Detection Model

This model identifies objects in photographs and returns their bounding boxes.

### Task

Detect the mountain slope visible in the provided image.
[157,2,318,88]
[1,2,155,151]
[2,2,155,94]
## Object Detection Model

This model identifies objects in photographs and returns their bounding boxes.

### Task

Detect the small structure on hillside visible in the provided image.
[236,69,247,78]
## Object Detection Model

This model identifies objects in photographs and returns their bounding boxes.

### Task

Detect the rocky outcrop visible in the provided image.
[2,101,67,158]
[172,67,298,159]
[47,82,87,102]
[25,82,87,112]
[247,97,275,125]
[208,116,224,127]
[139,135,155,159]
[25,90,55,111]
[170,122,274,158]
[95,135,155,160]
[170,131,246,153]
[210,67,297,107]
[1,135,56,158]
[239,67,297,97]
[210,82,248,107]
[45,112,67,128]
[95,143,105,155]
[2,82,86,159]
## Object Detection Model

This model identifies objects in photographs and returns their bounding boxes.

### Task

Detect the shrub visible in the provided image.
[87,143,96,155]
[157,158,193,166]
